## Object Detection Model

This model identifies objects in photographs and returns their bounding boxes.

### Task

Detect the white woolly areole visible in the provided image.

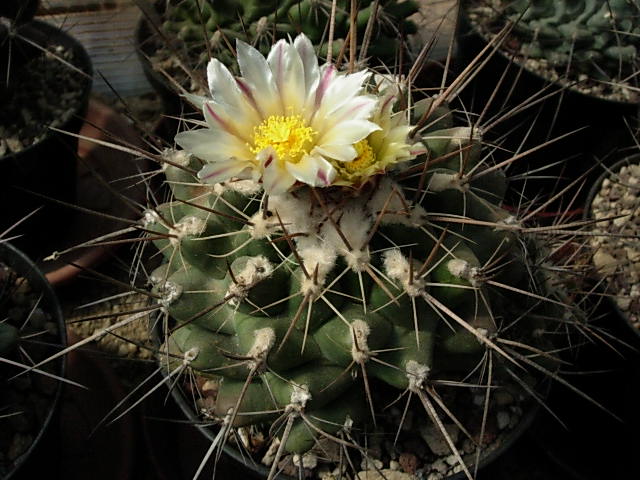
[270,191,319,238]
[248,211,280,240]
[161,148,192,170]
[226,256,274,304]
[321,206,372,272]
[350,319,371,364]
[428,172,467,193]
[368,177,412,226]
[383,249,425,297]
[447,258,480,286]
[158,280,183,307]
[298,243,337,296]
[246,327,275,370]
[213,179,261,197]
[288,383,311,412]
[406,360,430,392]
[169,216,206,246]
[497,215,519,228]
[183,347,199,364]
[141,209,161,228]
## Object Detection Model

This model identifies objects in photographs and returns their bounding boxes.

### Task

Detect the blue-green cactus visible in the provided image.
[503,0,640,79]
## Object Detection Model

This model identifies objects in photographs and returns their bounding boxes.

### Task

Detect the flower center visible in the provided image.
[251,115,315,164]
[343,140,376,174]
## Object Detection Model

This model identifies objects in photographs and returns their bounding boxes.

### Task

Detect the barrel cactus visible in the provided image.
[498,0,639,80]
[136,32,593,478]
[159,0,418,72]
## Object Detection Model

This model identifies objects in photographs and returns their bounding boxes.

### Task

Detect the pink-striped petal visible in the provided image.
[197,159,253,185]
[286,155,336,187]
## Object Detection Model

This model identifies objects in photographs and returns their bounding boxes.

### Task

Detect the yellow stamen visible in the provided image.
[343,139,376,174]
[251,115,315,164]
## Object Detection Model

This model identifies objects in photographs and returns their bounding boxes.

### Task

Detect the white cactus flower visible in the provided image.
[175,34,383,194]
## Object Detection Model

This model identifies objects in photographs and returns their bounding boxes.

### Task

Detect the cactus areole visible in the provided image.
[151,34,563,473]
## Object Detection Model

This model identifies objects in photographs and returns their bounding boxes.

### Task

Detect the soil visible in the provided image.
[589,160,640,333]
[463,0,640,104]
[0,259,63,477]
[181,370,533,480]
[0,42,86,156]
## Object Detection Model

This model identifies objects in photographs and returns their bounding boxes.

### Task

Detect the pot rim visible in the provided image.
[583,153,640,338]
[0,241,67,479]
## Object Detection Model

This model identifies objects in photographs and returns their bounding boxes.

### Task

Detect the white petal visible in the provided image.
[236,39,280,114]
[207,59,241,106]
[286,155,336,187]
[317,69,371,116]
[182,92,206,111]
[318,120,381,147]
[198,159,253,185]
[207,59,261,126]
[314,65,336,109]
[312,96,378,138]
[294,34,320,94]
[281,41,306,113]
[259,148,296,195]
[174,128,250,163]
[312,143,357,162]
[202,101,253,143]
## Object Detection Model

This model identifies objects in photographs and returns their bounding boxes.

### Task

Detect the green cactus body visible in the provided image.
[150,98,559,456]
[502,0,640,79]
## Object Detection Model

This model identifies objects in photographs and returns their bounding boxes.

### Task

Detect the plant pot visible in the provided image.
[0,19,93,257]
[0,241,67,479]
[583,154,640,340]
[455,1,639,205]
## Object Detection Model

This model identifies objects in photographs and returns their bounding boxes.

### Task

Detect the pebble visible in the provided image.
[361,458,384,471]
[356,470,416,480]
[497,411,510,430]
[431,459,447,473]
[420,423,460,456]
[261,437,280,466]
[399,452,419,474]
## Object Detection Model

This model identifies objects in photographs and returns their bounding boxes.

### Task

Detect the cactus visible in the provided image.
[501,0,640,80]
[159,0,419,74]
[128,33,599,477]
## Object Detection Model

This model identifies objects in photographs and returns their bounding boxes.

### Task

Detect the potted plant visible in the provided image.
[65,27,610,479]
[456,0,639,202]
[0,0,93,256]
[0,240,67,478]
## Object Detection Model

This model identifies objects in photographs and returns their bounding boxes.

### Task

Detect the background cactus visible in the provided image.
[158,0,419,74]
[141,89,586,476]
[501,0,639,80]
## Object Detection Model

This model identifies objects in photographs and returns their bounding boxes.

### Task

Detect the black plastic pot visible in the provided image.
[583,154,640,340]
[455,1,639,205]
[0,19,92,257]
[0,241,67,479]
